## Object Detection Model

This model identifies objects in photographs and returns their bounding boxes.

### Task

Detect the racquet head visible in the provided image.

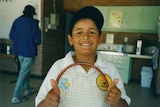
[56,62,111,107]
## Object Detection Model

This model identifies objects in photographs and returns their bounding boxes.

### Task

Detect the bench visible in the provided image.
[0,53,20,83]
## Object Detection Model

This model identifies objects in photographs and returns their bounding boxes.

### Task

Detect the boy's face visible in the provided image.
[68,18,102,56]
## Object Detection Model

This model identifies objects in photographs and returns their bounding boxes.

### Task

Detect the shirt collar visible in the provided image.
[64,51,106,67]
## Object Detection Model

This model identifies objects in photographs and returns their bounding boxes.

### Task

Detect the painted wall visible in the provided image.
[0,0,41,39]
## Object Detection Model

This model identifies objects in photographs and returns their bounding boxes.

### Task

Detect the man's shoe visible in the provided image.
[24,88,35,96]
[11,97,27,104]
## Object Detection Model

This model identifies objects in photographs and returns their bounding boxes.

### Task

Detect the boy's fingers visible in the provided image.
[51,79,60,95]
[108,78,119,91]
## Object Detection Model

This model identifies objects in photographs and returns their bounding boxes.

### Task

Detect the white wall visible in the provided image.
[0,0,41,39]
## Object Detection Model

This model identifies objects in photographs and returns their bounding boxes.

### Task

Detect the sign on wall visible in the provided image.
[0,0,41,39]
[109,11,122,28]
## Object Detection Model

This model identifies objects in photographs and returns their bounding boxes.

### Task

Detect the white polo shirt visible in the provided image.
[35,51,131,107]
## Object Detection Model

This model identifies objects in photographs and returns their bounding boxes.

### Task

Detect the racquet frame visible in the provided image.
[56,63,109,89]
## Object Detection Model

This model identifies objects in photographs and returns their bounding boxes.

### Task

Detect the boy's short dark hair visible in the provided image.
[68,6,104,36]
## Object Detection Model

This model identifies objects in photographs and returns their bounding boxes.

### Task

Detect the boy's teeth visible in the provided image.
[82,44,89,46]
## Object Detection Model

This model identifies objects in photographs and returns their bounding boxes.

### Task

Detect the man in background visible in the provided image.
[9,5,41,104]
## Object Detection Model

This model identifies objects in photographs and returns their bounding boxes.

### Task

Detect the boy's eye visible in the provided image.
[89,31,97,35]
[76,31,82,35]
[90,31,96,34]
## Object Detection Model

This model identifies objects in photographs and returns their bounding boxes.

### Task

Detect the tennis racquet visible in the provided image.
[56,62,111,107]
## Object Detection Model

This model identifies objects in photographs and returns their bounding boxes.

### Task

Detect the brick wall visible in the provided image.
[41,0,66,76]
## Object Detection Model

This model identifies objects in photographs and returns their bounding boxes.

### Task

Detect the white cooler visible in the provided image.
[141,66,153,88]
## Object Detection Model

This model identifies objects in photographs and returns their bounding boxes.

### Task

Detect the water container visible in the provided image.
[141,66,153,88]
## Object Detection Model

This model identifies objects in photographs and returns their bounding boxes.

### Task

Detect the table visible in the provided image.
[0,53,15,59]
[0,53,20,83]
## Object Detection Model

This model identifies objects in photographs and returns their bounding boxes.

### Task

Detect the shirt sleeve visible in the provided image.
[32,20,41,45]
[35,73,52,106]
[9,20,16,41]
[113,66,131,105]
[35,62,60,106]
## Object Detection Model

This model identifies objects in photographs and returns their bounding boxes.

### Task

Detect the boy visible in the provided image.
[35,6,131,107]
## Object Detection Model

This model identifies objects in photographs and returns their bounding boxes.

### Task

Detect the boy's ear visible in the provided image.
[68,34,73,46]
[98,34,103,44]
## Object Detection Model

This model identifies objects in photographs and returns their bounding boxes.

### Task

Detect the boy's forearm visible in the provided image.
[37,100,46,107]
[112,98,128,107]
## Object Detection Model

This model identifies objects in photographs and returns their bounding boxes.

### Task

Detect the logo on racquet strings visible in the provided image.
[59,78,70,94]
[96,74,112,91]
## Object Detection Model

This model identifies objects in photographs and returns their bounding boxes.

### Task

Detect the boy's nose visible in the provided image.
[82,33,89,40]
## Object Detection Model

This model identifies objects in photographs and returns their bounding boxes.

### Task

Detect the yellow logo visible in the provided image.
[96,74,112,91]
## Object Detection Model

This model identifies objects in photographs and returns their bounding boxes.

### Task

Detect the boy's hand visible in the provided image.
[106,78,121,106]
[44,79,60,107]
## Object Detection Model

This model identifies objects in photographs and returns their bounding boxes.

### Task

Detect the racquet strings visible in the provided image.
[56,63,109,107]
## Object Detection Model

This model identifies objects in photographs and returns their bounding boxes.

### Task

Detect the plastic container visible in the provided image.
[141,66,153,88]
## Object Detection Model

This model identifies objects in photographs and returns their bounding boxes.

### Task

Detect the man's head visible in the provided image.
[23,5,36,17]
[68,6,104,36]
